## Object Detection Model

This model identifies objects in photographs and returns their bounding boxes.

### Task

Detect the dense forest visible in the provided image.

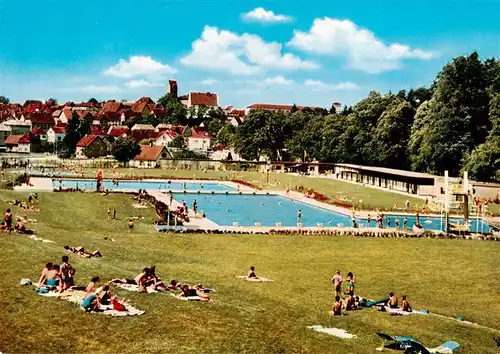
[227,52,500,183]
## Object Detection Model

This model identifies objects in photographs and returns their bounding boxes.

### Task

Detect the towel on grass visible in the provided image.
[236,276,273,282]
[132,204,149,209]
[28,235,55,243]
[307,326,356,339]
[169,293,211,302]
[116,283,158,293]
[31,283,144,316]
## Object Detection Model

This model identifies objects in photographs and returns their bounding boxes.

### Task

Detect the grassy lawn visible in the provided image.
[1,191,499,353]
[67,167,425,212]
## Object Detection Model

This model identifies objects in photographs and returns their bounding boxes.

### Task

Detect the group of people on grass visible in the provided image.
[331,270,412,315]
[38,255,75,293]
[1,208,35,234]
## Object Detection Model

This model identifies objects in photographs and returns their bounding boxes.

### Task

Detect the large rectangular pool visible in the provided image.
[174,193,352,227]
[53,179,235,192]
[174,193,490,232]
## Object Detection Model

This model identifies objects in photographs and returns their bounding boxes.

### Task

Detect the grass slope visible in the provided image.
[0,191,499,353]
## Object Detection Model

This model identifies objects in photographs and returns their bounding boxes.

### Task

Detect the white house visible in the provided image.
[47,126,66,144]
[5,134,31,153]
[187,127,212,151]
[130,145,167,168]
[154,130,177,147]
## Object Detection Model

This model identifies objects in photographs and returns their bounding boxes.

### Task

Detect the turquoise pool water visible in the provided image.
[53,179,234,192]
[174,193,351,227]
[174,193,490,232]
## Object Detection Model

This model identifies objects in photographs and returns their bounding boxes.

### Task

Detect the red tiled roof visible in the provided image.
[102,101,122,113]
[130,130,159,142]
[23,100,43,108]
[152,108,165,117]
[26,112,55,125]
[229,109,246,117]
[96,111,120,122]
[131,97,154,114]
[189,92,218,106]
[76,110,93,120]
[134,145,165,161]
[51,126,66,134]
[61,109,73,120]
[179,94,188,100]
[189,127,212,140]
[5,134,30,145]
[31,128,46,135]
[76,135,100,148]
[90,126,106,136]
[108,126,130,137]
[246,103,321,111]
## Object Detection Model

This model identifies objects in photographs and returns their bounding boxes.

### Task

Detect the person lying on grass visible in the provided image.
[128,215,144,220]
[401,295,412,312]
[64,246,102,258]
[111,268,151,292]
[176,284,210,302]
[81,276,101,312]
[38,262,60,288]
[59,256,75,293]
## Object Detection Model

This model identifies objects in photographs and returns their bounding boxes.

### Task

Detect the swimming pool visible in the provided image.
[174,193,491,232]
[174,193,353,227]
[53,179,235,192]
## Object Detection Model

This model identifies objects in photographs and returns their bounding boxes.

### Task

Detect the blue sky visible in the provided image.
[0,0,499,108]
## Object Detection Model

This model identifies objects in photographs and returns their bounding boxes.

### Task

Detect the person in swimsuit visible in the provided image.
[248,266,257,279]
[128,219,134,233]
[346,272,355,295]
[177,284,210,301]
[403,217,408,230]
[401,295,412,312]
[81,276,100,311]
[111,268,150,292]
[332,296,343,315]
[193,200,198,215]
[59,256,75,293]
[332,270,343,297]
[297,210,302,224]
[4,208,12,232]
[98,285,112,305]
[113,208,117,220]
[388,292,398,308]
[344,294,357,310]
[367,214,371,227]
[38,262,59,287]
[107,208,112,220]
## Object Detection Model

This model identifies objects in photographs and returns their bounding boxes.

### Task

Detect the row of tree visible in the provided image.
[221,52,499,182]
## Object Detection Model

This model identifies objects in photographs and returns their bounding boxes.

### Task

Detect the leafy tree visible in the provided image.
[463,93,500,182]
[30,135,42,153]
[88,98,98,105]
[111,138,141,162]
[291,104,298,113]
[83,139,107,158]
[408,52,490,175]
[157,93,187,124]
[207,119,223,135]
[407,87,433,108]
[62,113,82,155]
[216,124,237,147]
[168,134,187,149]
[0,96,9,104]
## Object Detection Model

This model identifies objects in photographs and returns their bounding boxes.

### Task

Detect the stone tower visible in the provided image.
[167,80,178,98]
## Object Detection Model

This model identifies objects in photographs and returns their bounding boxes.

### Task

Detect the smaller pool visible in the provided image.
[53,179,235,192]
[359,214,490,233]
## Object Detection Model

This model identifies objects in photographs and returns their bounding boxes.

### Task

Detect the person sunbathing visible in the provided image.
[177,284,210,301]
[343,294,357,311]
[387,292,399,308]
[128,215,144,220]
[81,276,100,312]
[98,285,112,305]
[401,295,412,312]
[111,268,150,292]
[248,266,257,279]
[64,246,102,258]
[38,262,59,287]
[332,296,343,315]
[15,218,34,234]
[22,206,40,212]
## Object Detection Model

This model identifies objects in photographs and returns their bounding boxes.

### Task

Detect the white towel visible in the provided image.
[307,326,357,339]
[236,276,273,282]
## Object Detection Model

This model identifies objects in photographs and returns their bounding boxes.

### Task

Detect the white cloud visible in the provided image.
[104,55,177,78]
[241,7,293,23]
[200,79,218,85]
[304,79,359,90]
[124,79,163,88]
[263,76,294,85]
[180,26,318,75]
[288,18,437,73]
[80,85,122,93]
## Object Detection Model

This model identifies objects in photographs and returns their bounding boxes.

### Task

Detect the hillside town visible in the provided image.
[0,80,340,166]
